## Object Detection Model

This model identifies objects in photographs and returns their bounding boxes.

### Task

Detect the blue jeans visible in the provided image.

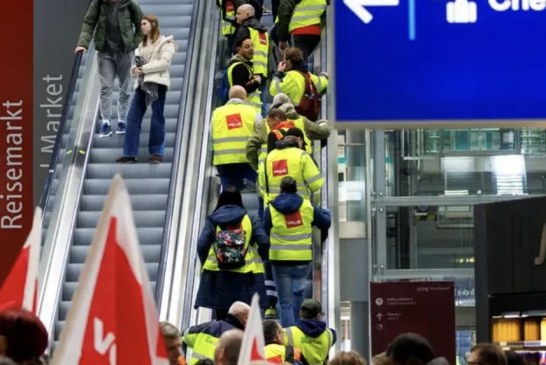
[272,263,311,327]
[123,85,167,157]
[216,163,257,190]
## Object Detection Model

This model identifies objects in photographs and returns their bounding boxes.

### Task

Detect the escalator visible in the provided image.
[39,0,198,346]
[171,1,336,331]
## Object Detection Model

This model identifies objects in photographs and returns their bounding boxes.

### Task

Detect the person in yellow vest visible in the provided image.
[233,4,269,79]
[217,0,238,49]
[246,108,298,171]
[262,176,330,326]
[182,302,249,365]
[195,187,270,319]
[212,85,260,190]
[264,319,302,364]
[228,37,263,113]
[214,329,244,365]
[270,48,328,117]
[276,0,327,60]
[283,299,336,365]
[233,3,269,117]
[258,127,324,203]
[271,92,330,153]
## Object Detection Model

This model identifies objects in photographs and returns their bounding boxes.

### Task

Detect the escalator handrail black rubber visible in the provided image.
[39,51,83,216]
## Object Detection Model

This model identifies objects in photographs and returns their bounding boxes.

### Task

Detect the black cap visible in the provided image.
[301,299,323,318]
[284,127,306,147]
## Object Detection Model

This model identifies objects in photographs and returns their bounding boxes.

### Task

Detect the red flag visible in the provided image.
[238,294,265,365]
[51,175,168,365]
[0,207,41,312]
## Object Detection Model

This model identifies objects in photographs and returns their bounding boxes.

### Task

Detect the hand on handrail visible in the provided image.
[74,46,87,54]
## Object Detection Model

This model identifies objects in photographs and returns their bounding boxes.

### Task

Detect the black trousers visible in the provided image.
[294,34,321,61]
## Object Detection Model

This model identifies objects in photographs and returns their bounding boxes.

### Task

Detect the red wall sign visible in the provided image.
[0,0,34,283]
[370,281,456,365]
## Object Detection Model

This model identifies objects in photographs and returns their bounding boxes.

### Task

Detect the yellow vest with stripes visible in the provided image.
[212,101,256,165]
[262,147,322,202]
[248,28,269,76]
[220,0,236,36]
[284,326,334,365]
[203,215,264,274]
[227,61,262,113]
[184,332,218,365]
[269,198,313,261]
[289,0,327,32]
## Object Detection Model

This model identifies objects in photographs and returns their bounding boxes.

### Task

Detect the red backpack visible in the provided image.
[295,71,321,122]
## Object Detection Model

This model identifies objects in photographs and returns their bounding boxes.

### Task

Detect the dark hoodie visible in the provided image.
[263,194,331,266]
[293,318,337,364]
[197,204,270,264]
[295,318,337,342]
[233,17,268,62]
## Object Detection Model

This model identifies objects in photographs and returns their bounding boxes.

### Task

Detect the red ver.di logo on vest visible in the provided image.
[259,32,267,45]
[272,160,288,176]
[285,211,303,228]
[226,113,242,129]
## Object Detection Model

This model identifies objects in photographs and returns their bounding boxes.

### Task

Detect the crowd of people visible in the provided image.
[0,1,529,365]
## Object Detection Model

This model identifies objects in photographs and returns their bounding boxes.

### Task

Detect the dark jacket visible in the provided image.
[263,193,331,266]
[182,314,245,350]
[228,54,261,95]
[277,0,298,41]
[77,0,143,52]
[233,17,268,54]
[195,205,270,310]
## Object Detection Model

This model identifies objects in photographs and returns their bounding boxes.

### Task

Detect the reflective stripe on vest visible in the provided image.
[269,199,313,261]
[285,326,332,365]
[264,148,316,201]
[249,28,269,76]
[203,215,264,273]
[186,333,219,365]
[288,0,327,32]
[221,1,236,36]
[212,102,256,165]
[227,61,262,112]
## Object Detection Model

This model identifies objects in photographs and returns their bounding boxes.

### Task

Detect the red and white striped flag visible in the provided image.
[237,293,265,365]
[0,207,41,312]
[51,175,168,365]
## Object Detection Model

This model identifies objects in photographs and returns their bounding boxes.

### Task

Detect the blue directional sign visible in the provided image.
[335,0,546,124]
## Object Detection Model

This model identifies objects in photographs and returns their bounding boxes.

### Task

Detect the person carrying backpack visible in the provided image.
[195,187,270,320]
[270,47,328,121]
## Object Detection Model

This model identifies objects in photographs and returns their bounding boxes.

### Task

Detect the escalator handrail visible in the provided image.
[154,0,204,309]
[157,0,219,325]
[39,52,83,215]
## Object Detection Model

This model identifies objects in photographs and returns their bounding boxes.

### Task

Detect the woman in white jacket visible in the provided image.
[117,14,176,164]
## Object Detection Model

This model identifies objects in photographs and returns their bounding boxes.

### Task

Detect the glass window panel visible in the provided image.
[385,128,546,197]
[385,205,474,270]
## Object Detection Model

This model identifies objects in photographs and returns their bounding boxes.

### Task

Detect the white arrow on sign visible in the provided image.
[344,0,399,24]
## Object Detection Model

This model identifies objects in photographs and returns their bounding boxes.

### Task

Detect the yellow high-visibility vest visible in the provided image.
[212,101,256,165]
[269,198,314,261]
[288,0,327,32]
[284,326,334,365]
[248,28,269,76]
[227,61,262,113]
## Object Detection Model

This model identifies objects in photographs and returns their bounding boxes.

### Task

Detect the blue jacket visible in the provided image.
[263,193,331,236]
[195,205,270,310]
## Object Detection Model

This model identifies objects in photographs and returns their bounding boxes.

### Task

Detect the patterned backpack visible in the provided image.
[214,222,248,270]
